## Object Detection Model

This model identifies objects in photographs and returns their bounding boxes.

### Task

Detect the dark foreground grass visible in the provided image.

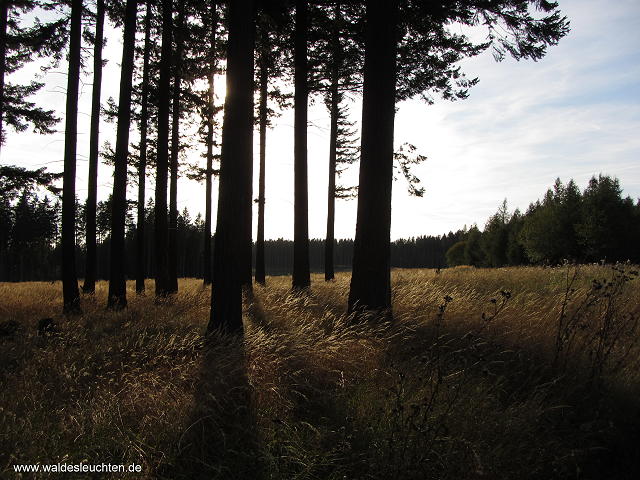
[1,265,639,479]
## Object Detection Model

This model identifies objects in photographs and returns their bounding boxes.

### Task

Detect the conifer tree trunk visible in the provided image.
[324,82,339,281]
[208,0,254,334]
[168,1,184,294]
[107,0,138,310]
[255,52,268,285]
[155,0,172,297]
[82,0,105,294]
[348,0,398,315]
[292,0,310,290]
[136,0,152,294]
[325,2,342,282]
[203,2,217,287]
[61,0,82,314]
[0,0,8,155]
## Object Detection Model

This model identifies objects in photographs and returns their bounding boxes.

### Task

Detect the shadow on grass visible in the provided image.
[157,332,262,480]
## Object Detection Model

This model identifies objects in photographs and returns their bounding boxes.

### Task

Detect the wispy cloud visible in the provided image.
[2,0,638,241]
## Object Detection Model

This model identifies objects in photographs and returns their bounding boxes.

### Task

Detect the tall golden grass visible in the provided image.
[1,265,639,479]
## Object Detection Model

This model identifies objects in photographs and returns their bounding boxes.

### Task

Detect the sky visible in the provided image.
[2,0,639,241]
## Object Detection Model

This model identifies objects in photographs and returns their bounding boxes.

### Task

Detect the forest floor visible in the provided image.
[1,266,640,479]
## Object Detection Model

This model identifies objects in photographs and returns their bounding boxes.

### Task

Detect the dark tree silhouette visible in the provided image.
[0,165,61,198]
[61,0,83,314]
[0,1,65,155]
[83,0,105,294]
[154,0,172,297]
[208,0,254,334]
[168,0,185,294]
[292,0,310,290]
[319,1,361,281]
[253,7,293,286]
[348,0,569,315]
[107,0,138,310]
[202,1,217,287]
[0,1,7,155]
[136,0,153,294]
[347,0,398,315]
[254,44,268,285]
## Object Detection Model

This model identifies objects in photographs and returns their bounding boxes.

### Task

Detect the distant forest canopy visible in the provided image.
[1,174,638,282]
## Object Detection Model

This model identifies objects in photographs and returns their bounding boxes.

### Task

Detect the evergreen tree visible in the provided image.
[577,175,637,262]
[154,0,172,297]
[348,0,569,315]
[520,178,582,263]
[208,0,254,333]
[135,0,153,294]
[61,0,83,315]
[292,0,310,291]
[348,0,398,315]
[202,1,218,287]
[167,0,186,294]
[318,1,362,282]
[0,0,66,154]
[83,0,105,294]
[254,6,292,285]
[107,0,138,309]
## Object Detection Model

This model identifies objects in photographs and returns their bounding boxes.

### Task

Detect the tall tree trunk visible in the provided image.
[168,1,184,294]
[203,1,216,287]
[107,0,138,310]
[82,0,105,294]
[347,0,398,315]
[61,0,82,315]
[0,0,8,155]
[324,83,339,281]
[324,2,342,282]
[292,0,310,290]
[255,53,268,285]
[208,0,254,334]
[136,0,152,294]
[155,0,172,297]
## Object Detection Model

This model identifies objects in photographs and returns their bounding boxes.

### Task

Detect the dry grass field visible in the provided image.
[1,265,639,479]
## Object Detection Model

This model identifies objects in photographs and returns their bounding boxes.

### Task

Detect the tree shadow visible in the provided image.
[158,329,262,480]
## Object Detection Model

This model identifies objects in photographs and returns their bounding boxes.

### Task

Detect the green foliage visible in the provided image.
[519,178,582,263]
[481,199,510,267]
[445,240,466,266]
[576,175,638,262]
[472,175,640,268]
[464,226,483,266]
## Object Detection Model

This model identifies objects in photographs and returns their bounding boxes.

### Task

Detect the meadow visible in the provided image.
[1,265,639,479]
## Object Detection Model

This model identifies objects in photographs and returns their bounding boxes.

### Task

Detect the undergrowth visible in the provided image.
[1,265,639,479]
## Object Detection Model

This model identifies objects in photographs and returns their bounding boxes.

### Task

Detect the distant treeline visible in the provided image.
[446,175,640,267]
[0,194,462,282]
[1,174,638,282]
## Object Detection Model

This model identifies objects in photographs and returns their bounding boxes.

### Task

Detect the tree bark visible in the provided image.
[107,0,138,310]
[136,0,152,294]
[168,0,184,294]
[255,51,268,285]
[292,0,310,290]
[325,2,342,282]
[0,0,8,155]
[203,2,217,287]
[325,82,339,281]
[208,0,254,334]
[82,0,105,294]
[347,0,398,315]
[61,0,82,314]
[155,0,172,297]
